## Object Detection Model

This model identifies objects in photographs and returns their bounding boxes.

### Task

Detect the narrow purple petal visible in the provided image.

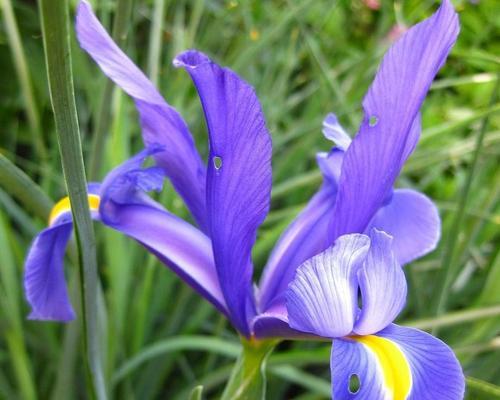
[174,50,272,335]
[367,189,441,265]
[353,229,407,335]
[286,234,370,338]
[24,220,75,321]
[330,339,387,399]
[75,1,207,230]
[378,324,465,400]
[99,149,228,315]
[329,0,459,240]
[258,150,343,312]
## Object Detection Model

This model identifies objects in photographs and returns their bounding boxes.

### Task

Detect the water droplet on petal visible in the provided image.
[213,156,222,170]
[368,115,378,127]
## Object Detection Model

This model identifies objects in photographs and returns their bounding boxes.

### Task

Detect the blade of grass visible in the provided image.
[147,0,166,84]
[432,74,500,325]
[0,153,53,220]
[38,0,106,398]
[0,0,46,161]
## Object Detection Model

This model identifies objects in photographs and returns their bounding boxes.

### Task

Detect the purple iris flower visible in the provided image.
[24,0,464,396]
[286,229,464,398]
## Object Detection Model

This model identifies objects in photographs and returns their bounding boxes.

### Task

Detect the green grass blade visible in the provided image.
[432,74,500,323]
[0,0,46,161]
[38,0,106,398]
[0,153,53,220]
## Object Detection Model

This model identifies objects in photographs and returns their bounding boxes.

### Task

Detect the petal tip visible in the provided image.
[173,50,211,70]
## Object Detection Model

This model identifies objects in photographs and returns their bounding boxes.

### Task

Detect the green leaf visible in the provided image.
[188,385,203,400]
[38,0,106,398]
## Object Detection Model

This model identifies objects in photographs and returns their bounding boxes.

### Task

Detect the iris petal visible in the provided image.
[174,50,272,335]
[286,234,370,338]
[258,150,343,312]
[353,229,407,335]
[378,324,465,400]
[367,189,440,265]
[75,1,207,230]
[24,220,75,321]
[329,0,459,240]
[99,148,228,315]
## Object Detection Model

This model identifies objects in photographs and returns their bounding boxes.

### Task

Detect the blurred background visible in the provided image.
[0,0,499,398]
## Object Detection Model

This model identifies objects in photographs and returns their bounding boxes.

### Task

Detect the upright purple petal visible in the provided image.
[378,324,465,400]
[99,148,227,315]
[75,1,207,230]
[367,189,440,265]
[258,150,343,312]
[24,219,75,321]
[329,0,459,240]
[286,234,370,338]
[353,229,407,335]
[174,50,272,335]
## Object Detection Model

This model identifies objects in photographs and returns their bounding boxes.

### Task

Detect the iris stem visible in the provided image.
[432,73,500,327]
[221,338,279,400]
[88,0,134,180]
[38,0,106,399]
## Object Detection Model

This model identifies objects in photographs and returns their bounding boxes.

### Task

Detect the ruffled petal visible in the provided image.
[286,234,370,338]
[378,324,465,400]
[258,150,343,312]
[322,113,352,151]
[368,189,440,265]
[329,0,459,240]
[24,219,75,321]
[99,148,227,315]
[75,1,207,229]
[174,50,272,335]
[353,229,407,335]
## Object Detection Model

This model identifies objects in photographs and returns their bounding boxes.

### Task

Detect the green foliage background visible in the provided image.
[0,0,499,398]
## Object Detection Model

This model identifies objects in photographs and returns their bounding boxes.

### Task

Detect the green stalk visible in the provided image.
[38,1,106,399]
[221,338,279,400]
[147,0,166,85]
[88,0,134,180]
[0,0,46,161]
[432,74,500,324]
[0,153,53,220]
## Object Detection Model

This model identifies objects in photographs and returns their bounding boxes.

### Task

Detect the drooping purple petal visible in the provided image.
[353,229,407,335]
[258,150,343,312]
[367,189,440,265]
[378,324,465,400]
[24,219,75,321]
[99,148,228,315]
[75,1,207,230]
[329,0,459,241]
[174,50,272,335]
[24,185,101,321]
[286,234,370,338]
[330,338,388,399]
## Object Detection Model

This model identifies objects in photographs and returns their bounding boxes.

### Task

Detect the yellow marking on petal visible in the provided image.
[48,194,100,226]
[352,335,412,400]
